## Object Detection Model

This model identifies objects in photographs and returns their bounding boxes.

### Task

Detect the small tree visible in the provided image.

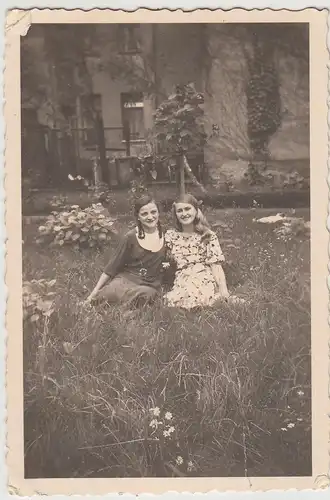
[153,83,207,195]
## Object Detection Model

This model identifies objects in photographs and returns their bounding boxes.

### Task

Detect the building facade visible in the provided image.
[21,23,309,188]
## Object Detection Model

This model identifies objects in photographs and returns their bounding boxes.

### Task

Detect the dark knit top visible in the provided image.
[104,229,166,289]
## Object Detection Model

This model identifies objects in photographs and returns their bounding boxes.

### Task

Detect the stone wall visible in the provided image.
[201,25,309,185]
[154,24,203,95]
[203,25,250,184]
[268,53,309,161]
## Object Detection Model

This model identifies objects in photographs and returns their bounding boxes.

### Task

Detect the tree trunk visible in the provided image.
[93,157,103,186]
[179,155,185,196]
[183,155,207,194]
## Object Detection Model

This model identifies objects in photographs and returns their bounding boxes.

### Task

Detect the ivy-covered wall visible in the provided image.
[202,24,309,183]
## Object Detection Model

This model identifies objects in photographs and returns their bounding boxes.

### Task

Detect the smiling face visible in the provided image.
[137,202,159,231]
[174,202,197,226]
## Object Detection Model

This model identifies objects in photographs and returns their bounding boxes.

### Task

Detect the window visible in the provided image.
[117,24,141,54]
[121,92,145,141]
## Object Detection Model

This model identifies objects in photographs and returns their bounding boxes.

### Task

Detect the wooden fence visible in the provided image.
[22,121,205,189]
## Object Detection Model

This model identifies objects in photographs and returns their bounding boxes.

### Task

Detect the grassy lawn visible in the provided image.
[23,208,311,479]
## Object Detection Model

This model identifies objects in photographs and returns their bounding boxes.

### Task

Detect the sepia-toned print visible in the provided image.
[5,8,329,496]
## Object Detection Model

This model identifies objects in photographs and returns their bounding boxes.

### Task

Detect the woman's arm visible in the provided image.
[86,273,111,302]
[103,231,131,277]
[210,263,229,298]
[204,231,229,297]
[85,231,131,302]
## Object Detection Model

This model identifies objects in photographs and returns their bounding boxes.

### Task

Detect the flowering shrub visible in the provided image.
[23,279,56,323]
[37,204,115,249]
[282,171,309,190]
[244,167,309,190]
[275,218,310,241]
[244,163,272,186]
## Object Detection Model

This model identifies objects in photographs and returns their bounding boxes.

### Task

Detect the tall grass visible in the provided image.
[23,210,311,478]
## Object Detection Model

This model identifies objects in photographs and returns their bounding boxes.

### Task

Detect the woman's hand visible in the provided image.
[210,264,229,297]
[227,295,246,305]
[83,273,110,307]
[84,293,97,306]
[214,290,229,301]
[214,291,246,304]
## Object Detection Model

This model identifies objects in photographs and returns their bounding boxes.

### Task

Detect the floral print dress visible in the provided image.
[164,229,225,309]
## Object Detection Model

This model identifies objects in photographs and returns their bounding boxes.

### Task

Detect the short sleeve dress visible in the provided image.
[164,229,225,309]
[95,229,166,305]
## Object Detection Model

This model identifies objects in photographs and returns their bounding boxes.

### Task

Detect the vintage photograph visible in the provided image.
[21,20,312,479]
[4,8,329,495]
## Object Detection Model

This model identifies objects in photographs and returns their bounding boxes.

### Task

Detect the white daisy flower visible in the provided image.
[150,407,160,417]
[149,419,159,429]
[176,456,184,465]
[165,412,172,420]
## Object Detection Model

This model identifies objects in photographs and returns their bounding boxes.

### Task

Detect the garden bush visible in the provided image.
[23,278,56,323]
[282,171,309,190]
[274,217,310,240]
[36,203,115,250]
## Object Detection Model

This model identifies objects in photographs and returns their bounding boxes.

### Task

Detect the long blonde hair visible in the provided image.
[172,193,212,240]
